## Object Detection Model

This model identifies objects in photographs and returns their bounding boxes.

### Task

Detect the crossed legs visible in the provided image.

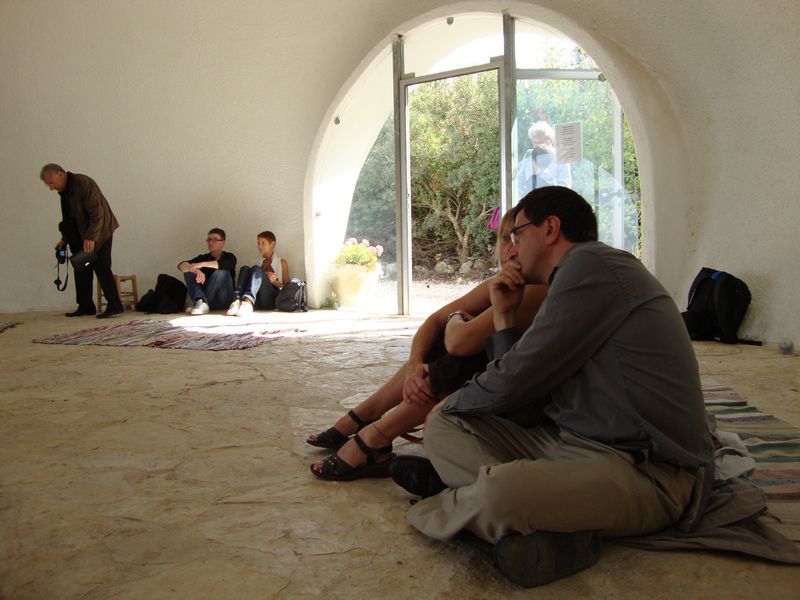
[308,349,488,478]
[407,412,698,544]
[307,359,416,445]
[310,398,433,475]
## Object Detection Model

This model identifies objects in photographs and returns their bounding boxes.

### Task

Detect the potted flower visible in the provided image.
[332,238,384,272]
[330,238,384,307]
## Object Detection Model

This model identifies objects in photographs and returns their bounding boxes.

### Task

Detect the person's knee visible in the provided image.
[425,410,452,434]
[423,411,463,457]
[247,265,262,281]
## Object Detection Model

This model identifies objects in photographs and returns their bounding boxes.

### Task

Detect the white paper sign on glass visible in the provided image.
[555,122,583,165]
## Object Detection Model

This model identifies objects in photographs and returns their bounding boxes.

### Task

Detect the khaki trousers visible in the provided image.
[407,412,698,544]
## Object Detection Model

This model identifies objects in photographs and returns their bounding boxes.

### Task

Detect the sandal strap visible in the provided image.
[308,411,377,449]
[347,410,376,431]
[352,433,392,465]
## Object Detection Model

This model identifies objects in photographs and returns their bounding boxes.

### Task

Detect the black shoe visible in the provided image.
[96,309,124,319]
[494,530,602,588]
[65,309,96,317]
[389,456,447,499]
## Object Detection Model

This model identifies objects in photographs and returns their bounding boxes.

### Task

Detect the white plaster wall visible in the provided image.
[1,0,797,343]
[563,0,800,344]
[1,0,405,307]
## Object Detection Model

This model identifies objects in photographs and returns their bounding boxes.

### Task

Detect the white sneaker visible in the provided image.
[226,298,241,316]
[235,300,253,318]
[190,299,210,315]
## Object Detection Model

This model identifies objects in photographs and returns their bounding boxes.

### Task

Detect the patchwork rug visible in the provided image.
[703,376,800,541]
[32,318,298,351]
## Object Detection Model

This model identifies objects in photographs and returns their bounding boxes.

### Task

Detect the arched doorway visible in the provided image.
[306,10,641,314]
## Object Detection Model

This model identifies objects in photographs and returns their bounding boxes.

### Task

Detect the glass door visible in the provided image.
[383,17,640,314]
[404,68,501,313]
[514,74,639,255]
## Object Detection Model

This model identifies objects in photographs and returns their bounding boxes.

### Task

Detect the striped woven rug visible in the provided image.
[703,376,800,540]
[33,318,298,351]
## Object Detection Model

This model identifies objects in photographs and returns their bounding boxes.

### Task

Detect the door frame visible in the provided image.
[394,58,507,315]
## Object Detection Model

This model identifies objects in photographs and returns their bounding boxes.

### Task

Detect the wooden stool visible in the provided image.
[98,275,139,312]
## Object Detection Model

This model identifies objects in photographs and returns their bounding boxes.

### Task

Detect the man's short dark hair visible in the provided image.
[515,186,598,243]
[257,231,276,244]
[208,228,226,241]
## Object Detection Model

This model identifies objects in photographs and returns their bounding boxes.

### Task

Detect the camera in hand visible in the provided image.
[54,247,69,291]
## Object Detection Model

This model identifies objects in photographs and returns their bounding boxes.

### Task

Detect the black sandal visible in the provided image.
[306,410,376,449]
[310,434,395,481]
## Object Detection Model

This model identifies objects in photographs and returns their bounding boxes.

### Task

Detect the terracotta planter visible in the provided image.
[330,264,378,308]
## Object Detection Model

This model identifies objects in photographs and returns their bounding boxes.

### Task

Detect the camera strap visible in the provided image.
[54,250,69,291]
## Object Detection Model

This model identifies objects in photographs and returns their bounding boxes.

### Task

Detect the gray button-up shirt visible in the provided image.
[442,241,713,470]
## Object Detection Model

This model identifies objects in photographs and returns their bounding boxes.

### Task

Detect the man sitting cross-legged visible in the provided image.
[390,186,714,588]
[178,228,237,315]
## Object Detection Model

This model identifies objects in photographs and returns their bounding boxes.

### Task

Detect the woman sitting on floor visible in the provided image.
[228,230,289,318]
[308,208,548,481]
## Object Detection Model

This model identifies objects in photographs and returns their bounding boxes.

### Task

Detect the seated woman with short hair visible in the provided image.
[228,230,289,317]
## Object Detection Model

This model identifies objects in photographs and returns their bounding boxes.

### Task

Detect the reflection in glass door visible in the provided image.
[515,76,640,255]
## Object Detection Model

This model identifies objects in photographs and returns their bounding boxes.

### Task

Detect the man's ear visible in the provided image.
[544,215,562,246]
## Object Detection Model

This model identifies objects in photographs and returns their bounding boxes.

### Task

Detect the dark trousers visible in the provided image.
[183,270,235,310]
[71,235,123,313]
[236,265,279,310]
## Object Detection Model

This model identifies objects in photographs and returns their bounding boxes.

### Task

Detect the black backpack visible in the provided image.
[680,268,757,344]
[276,278,308,312]
[136,274,188,314]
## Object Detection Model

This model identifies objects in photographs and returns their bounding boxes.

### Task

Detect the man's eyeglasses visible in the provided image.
[206,238,224,243]
[509,221,534,245]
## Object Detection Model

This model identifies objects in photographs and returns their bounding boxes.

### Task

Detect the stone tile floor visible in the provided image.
[1,310,798,599]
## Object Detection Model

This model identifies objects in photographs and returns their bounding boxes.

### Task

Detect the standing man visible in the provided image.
[178,229,236,315]
[390,186,713,588]
[41,164,124,318]
[517,121,572,198]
